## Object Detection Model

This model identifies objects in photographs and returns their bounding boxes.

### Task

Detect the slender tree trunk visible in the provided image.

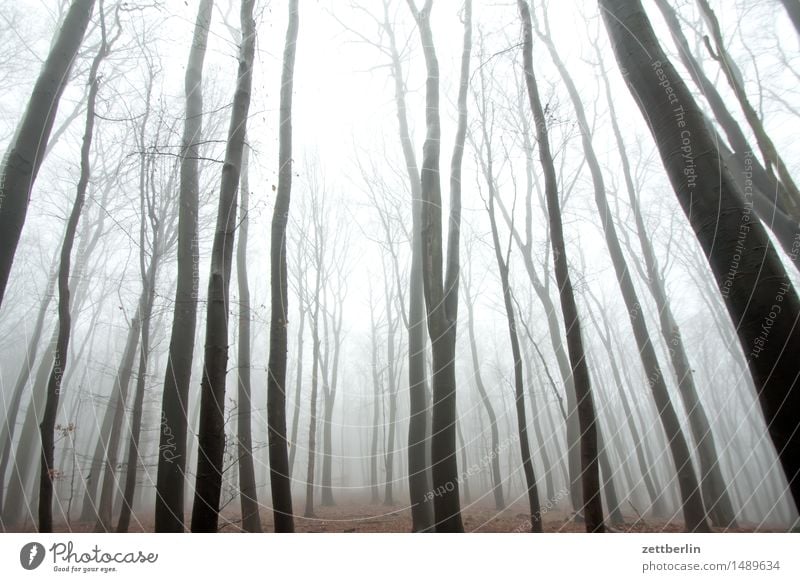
[463,290,504,510]
[304,246,323,518]
[116,264,157,533]
[234,142,261,532]
[474,55,541,529]
[155,0,213,533]
[696,0,800,216]
[779,0,800,37]
[0,0,95,310]
[380,2,433,531]
[601,0,800,516]
[368,295,381,505]
[190,0,255,532]
[517,0,604,532]
[287,266,305,479]
[266,0,299,533]
[0,267,55,514]
[406,0,468,533]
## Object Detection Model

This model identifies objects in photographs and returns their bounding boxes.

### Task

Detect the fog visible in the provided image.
[0,0,798,533]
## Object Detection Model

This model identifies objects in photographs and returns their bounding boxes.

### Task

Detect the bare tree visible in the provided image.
[191,0,256,532]
[266,0,299,533]
[155,0,213,533]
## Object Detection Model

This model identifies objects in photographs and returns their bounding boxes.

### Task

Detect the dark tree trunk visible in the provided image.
[0,0,95,310]
[155,0,213,534]
[265,0,299,534]
[190,0,255,532]
[779,0,800,37]
[287,237,306,478]
[235,142,261,532]
[406,0,468,533]
[517,0,604,532]
[601,0,800,516]
[380,1,433,531]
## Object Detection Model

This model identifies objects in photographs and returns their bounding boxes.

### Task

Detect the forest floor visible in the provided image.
[12,502,785,533]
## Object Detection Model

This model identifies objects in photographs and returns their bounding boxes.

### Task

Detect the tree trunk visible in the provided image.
[406,0,467,533]
[155,0,212,534]
[0,0,95,310]
[234,142,261,532]
[287,237,306,479]
[0,267,55,514]
[380,2,433,531]
[190,0,255,532]
[463,289,505,510]
[116,264,157,533]
[266,0,299,533]
[517,0,604,532]
[695,0,800,216]
[601,0,800,516]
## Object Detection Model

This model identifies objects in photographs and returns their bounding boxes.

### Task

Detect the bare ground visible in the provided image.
[5,502,785,533]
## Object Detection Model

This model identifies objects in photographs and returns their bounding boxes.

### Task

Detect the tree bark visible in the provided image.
[234,142,261,532]
[266,0,299,533]
[155,0,213,533]
[406,0,466,533]
[190,0,256,532]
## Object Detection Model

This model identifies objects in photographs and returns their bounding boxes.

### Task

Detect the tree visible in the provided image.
[266,0,299,533]
[190,0,256,532]
[405,0,468,533]
[600,0,800,517]
[516,0,604,532]
[0,0,96,311]
[39,3,115,532]
[235,141,261,532]
[155,0,213,533]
